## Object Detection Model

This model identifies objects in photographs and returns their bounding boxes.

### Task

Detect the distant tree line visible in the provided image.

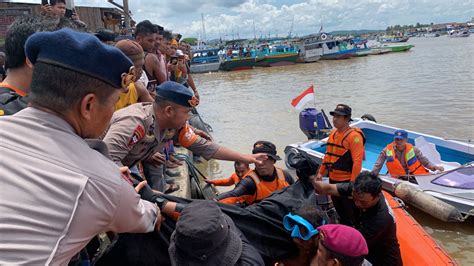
[386,22,434,33]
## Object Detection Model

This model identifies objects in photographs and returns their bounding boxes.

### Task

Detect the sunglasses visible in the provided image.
[283,213,324,240]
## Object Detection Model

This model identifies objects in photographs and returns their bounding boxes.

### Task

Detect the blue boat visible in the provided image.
[319,39,358,60]
[190,48,221,73]
[285,109,474,219]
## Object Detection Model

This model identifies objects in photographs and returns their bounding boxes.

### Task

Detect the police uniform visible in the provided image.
[0,29,158,264]
[102,81,219,190]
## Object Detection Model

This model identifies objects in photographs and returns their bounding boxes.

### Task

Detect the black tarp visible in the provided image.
[97,180,323,266]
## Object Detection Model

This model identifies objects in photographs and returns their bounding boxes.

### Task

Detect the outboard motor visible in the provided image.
[299,108,332,140]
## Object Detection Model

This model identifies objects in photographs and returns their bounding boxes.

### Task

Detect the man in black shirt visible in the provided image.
[312,171,402,266]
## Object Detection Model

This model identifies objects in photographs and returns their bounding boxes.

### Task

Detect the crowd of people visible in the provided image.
[0,3,446,265]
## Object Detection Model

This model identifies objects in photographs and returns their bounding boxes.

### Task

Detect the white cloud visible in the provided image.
[14,0,474,38]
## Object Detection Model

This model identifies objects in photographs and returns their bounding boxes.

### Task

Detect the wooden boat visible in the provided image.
[379,36,410,43]
[319,39,357,60]
[256,45,299,67]
[189,48,221,73]
[220,56,256,71]
[385,44,414,52]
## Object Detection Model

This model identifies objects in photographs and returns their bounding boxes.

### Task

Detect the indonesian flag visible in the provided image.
[291,85,314,110]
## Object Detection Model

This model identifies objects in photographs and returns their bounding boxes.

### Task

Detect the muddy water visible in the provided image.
[194,36,474,264]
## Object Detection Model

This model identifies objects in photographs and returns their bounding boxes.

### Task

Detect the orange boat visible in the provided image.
[384,191,458,265]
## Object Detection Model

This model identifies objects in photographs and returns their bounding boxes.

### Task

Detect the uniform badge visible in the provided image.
[188,96,199,107]
[121,66,136,89]
[128,125,145,147]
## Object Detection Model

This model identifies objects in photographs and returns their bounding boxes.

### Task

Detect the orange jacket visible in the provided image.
[207,169,252,186]
[319,127,365,182]
[219,168,289,205]
[385,143,429,176]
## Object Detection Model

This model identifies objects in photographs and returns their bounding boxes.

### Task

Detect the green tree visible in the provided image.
[181,37,198,45]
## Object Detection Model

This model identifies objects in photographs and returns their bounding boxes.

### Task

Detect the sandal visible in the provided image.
[165,184,180,194]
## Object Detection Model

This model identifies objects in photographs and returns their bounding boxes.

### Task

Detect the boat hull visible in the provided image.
[320,50,356,60]
[386,44,414,52]
[189,62,221,73]
[384,191,458,265]
[220,57,256,71]
[256,53,298,67]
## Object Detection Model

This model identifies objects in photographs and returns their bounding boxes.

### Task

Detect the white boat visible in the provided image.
[189,48,221,73]
[448,29,471,38]
[284,110,474,220]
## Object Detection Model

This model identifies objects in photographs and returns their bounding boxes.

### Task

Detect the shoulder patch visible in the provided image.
[354,136,360,144]
[128,125,145,147]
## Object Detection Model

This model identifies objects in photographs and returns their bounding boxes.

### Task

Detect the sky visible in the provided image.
[14,0,474,39]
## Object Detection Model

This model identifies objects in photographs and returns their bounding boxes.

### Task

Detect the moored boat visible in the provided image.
[385,43,414,52]
[285,109,474,221]
[189,48,221,73]
[296,35,324,63]
[220,56,256,71]
[256,45,299,67]
[378,35,410,43]
[448,29,471,38]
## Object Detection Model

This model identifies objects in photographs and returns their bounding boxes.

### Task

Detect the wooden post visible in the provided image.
[123,0,130,30]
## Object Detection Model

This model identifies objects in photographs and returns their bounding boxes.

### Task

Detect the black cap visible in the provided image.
[252,140,281,161]
[168,201,242,266]
[329,104,352,120]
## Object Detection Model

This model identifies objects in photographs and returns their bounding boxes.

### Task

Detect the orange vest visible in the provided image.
[385,143,429,176]
[323,128,365,181]
[247,167,289,204]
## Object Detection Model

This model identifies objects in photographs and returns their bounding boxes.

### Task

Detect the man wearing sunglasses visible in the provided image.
[217,141,295,206]
[312,171,402,266]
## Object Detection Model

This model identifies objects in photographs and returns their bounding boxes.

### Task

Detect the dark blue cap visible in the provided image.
[156,81,198,107]
[394,129,408,140]
[25,28,133,89]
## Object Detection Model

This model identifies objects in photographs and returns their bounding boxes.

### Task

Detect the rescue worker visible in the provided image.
[0,29,159,264]
[372,129,444,177]
[205,161,251,187]
[313,104,365,226]
[312,171,402,265]
[217,141,294,206]
[102,81,266,192]
[114,39,154,110]
[168,201,264,266]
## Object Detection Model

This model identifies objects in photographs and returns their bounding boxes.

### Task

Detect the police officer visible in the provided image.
[313,104,366,226]
[102,81,266,191]
[0,29,159,264]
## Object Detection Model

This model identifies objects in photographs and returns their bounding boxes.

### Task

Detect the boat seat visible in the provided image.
[415,136,461,171]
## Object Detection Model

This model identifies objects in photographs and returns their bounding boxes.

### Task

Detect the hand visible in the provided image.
[194,91,200,101]
[41,4,52,15]
[71,10,80,21]
[242,153,268,165]
[134,180,148,193]
[194,128,212,141]
[154,206,162,232]
[435,165,444,172]
[147,152,166,166]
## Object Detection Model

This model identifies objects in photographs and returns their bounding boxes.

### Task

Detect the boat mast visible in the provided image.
[253,20,256,40]
[288,15,294,38]
[201,13,207,46]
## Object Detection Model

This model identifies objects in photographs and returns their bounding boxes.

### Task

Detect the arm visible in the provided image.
[187,73,199,98]
[311,180,340,196]
[108,177,159,233]
[206,173,238,186]
[102,116,145,166]
[135,81,154,102]
[145,54,166,84]
[217,177,257,204]
[414,147,442,171]
[348,132,365,181]
[371,149,387,176]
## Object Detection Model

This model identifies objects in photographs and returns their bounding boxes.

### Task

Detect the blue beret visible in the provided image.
[156,81,197,107]
[25,28,133,89]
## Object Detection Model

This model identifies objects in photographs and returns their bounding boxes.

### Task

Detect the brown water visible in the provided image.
[193,36,474,264]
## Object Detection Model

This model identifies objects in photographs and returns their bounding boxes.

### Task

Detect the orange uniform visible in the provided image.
[318,127,365,182]
[207,169,252,186]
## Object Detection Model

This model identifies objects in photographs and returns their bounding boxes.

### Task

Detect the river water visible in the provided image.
[193,36,474,264]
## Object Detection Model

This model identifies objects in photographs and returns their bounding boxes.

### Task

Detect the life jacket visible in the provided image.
[0,83,28,116]
[323,127,366,174]
[247,167,289,204]
[385,143,429,176]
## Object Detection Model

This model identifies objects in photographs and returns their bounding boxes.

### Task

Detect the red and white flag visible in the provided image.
[291,85,314,110]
